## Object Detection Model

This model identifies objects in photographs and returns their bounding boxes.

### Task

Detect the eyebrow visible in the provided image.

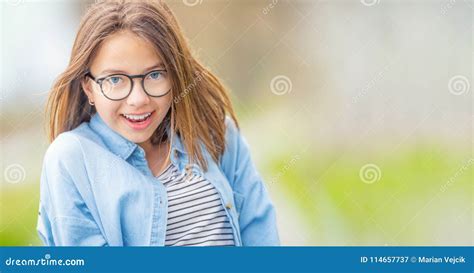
[98,63,165,76]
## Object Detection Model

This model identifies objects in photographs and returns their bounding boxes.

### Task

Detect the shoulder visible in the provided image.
[222,115,243,157]
[43,131,84,172]
[220,116,252,179]
[43,122,99,171]
[224,115,238,131]
[224,116,240,142]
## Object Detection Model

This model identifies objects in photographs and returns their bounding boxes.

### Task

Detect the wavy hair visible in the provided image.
[46,0,238,170]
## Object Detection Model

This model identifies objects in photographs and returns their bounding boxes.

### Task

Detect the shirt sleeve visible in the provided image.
[36,133,108,246]
[220,117,280,246]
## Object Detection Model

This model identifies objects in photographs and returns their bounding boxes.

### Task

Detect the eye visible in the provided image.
[107,76,122,85]
[147,71,163,80]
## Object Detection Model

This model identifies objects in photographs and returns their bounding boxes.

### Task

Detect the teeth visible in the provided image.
[123,112,152,121]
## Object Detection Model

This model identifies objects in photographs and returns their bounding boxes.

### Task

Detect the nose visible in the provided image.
[126,79,150,107]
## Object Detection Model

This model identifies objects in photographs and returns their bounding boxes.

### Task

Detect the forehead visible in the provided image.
[90,30,163,75]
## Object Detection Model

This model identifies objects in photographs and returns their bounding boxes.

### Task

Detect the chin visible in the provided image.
[126,134,153,145]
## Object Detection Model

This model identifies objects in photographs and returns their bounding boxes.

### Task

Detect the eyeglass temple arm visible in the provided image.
[85,72,98,82]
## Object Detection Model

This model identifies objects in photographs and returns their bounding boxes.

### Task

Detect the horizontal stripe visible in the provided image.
[165,226,233,241]
[166,229,234,244]
[168,187,215,202]
[166,179,207,195]
[168,191,218,208]
[166,203,223,222]
[166,212,227,229]
[166,219,232,235]
[169,233,234,246]
[173,237,235,247]
[186,239,235,246]
[167,205,226,227]
[168,197,222,214]
[167,221,232,236]
[156,164,235,247]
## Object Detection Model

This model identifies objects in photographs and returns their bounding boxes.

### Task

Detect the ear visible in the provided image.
[81,76,94,100]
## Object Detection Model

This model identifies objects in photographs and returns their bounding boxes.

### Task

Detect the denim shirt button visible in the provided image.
[225,202,232,209]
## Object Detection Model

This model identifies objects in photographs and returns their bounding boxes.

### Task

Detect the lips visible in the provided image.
[120,110,155,130]
[122,112,152,122]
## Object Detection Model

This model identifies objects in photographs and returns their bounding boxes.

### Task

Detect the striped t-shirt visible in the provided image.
[156,164,235,246]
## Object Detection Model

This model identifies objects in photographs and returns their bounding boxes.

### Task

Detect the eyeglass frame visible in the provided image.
[85,69,172,101]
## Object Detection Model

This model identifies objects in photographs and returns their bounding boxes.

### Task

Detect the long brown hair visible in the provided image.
[46,0,238,170]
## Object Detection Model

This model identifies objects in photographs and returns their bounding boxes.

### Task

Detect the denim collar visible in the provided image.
[89,113,186,160]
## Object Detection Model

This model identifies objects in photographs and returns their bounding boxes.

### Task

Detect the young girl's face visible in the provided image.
[83,30,172,146]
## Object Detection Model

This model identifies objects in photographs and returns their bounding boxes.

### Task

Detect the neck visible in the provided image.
[138,139,154,155]
[139,138,171,176]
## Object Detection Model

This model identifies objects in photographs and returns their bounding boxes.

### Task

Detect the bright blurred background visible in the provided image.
[0,0,472,246]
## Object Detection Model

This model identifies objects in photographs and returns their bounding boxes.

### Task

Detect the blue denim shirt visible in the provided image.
[36,114,279,246]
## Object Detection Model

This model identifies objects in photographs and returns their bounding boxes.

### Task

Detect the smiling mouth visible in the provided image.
[121,111,154,123]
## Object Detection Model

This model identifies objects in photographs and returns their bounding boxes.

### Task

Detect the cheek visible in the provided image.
[94,99,122,120]
[153,96,172,114]
[89,85,102,101]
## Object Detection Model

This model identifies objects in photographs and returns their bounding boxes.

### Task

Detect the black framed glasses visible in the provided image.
[85,70,172,101]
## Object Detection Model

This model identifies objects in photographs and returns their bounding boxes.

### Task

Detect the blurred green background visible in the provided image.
[1,0,472,246]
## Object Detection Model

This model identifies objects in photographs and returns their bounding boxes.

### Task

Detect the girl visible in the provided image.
[37,0,279,246]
